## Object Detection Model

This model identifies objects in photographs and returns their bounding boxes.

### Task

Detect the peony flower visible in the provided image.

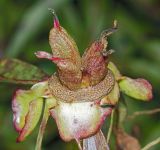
[8,10,153,150]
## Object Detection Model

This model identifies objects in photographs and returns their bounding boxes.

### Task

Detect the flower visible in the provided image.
[12,11,152,150]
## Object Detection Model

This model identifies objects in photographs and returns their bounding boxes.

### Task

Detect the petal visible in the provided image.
[83,130,110,150]
[50,101,112,141]
[119,77,153,101]
[17,98,43,142]
[12,81,48,132]
[100,82,120,106]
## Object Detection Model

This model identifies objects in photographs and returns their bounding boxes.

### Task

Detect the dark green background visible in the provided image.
[0,0,160,149]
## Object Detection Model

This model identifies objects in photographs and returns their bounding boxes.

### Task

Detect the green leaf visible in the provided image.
[119,77,153,101]
[0,58,48,84]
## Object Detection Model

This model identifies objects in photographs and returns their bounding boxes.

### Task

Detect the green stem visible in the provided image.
[35,101,49,150]
[107,109,115,144]
[127,108,160,120]
[141,137,160,150]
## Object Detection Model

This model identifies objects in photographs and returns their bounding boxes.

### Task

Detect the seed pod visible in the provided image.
[49,11,82,90]
[82,20,117,86]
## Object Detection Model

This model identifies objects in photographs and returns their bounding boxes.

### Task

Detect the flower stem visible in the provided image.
[35,101,49,150]
[141,137,160,150]
[127,108,160,120]
[107,109,115,144]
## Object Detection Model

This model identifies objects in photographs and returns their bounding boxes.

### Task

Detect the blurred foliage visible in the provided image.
[0,0,160,149]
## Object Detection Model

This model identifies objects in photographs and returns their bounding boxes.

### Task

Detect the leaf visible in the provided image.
[83,130,110,150]
[12,81,48,132]
[119,77,153,101]
[0,58,48,84]
[17,98,43,142]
